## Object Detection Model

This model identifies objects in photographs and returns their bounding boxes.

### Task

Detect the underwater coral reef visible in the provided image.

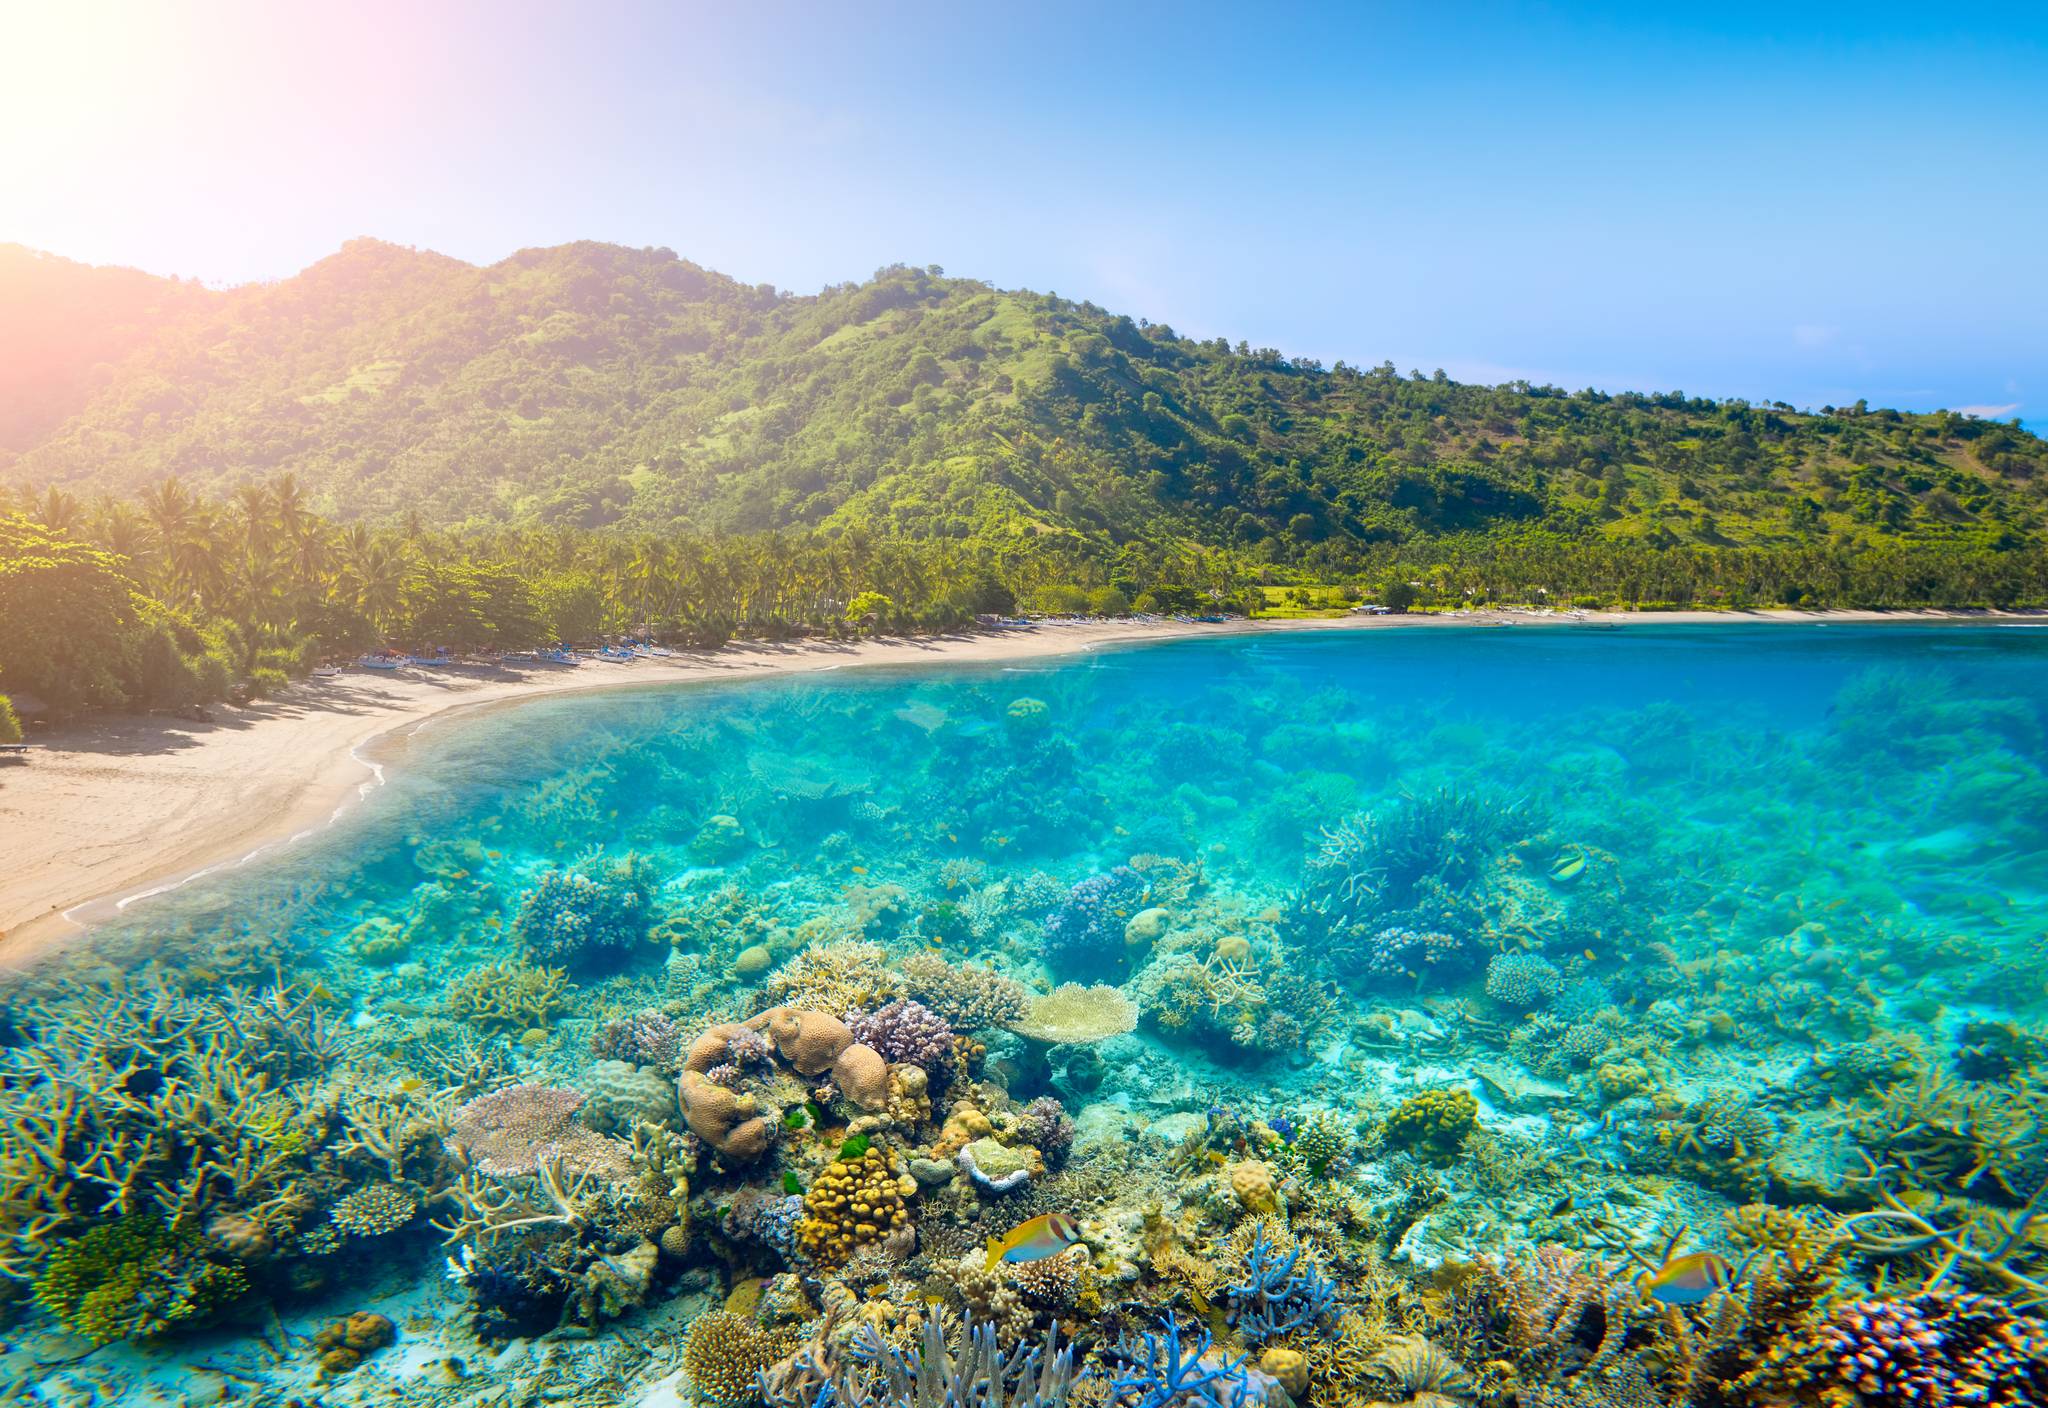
[2,625,2046,1406]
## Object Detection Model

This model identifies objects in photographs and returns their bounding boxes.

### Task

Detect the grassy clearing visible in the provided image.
[1250,584,1356,618]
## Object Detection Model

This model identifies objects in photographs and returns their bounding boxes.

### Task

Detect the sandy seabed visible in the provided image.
[0,607,2020,972]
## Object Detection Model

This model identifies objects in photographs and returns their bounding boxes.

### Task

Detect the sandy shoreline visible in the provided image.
[0,606,2031,973]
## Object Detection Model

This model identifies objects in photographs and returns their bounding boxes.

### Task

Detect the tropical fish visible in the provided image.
[1550,851,1587,883]
[1640,1251,1732,1305]
[986,1213,1084,1268]
[1549,1196,1576,1217]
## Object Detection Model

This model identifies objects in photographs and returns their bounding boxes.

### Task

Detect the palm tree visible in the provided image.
[340,539,405,639]
[37,485,81,534]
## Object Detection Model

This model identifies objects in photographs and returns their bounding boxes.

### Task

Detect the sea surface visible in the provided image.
[7,622,2046,1404]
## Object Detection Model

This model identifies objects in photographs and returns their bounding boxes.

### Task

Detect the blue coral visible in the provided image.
[1043,867,1148,980]
[1221,1230,1336,1345]
[509,867,651,972]
[724,1190,804,1256]
[767,1319,1079,1408]
[1111,1313,1255,1408]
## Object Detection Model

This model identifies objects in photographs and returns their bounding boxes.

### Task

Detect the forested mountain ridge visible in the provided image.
[3,237,2045,565]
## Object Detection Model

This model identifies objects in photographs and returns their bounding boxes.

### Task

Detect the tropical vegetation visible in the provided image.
[2,238,2046,720]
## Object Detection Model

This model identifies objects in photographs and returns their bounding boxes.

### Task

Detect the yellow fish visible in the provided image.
[1551,852,1587,883]
[1640,1251,1731,1306]
[984,1213,1084,1269]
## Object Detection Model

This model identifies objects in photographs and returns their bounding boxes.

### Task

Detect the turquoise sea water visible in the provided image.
[7,623,2047,1403]
[118,622,2048,972]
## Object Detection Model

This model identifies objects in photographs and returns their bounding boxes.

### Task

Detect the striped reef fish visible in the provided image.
[984,1212,1084,1268]
[1640,1250,1732,1305]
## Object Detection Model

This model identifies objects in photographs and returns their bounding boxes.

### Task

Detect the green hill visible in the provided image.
[3,238,2045,563]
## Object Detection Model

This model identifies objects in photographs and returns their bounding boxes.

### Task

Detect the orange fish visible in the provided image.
[1640,1251,1731,1305]
[985,1213,1084,1268]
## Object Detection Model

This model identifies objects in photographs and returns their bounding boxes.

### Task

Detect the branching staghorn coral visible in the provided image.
[0,971,345,1281]
[1110,1312,1257,1408]
[760,1316,1078,1408]
[431,1156,599,1243]
[1223,1227,1337,1344]
[1839,1154,2048,1306]
[1847,1070,2048,1203]
[444,959,571,1033]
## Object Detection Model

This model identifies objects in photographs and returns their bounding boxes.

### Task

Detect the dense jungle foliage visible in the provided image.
[3,239,2047,719]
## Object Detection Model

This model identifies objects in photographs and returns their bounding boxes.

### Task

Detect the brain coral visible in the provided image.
[679,1027,777,1162]
[678,1011,891,1162]
[1228,1160,1280,1214]
[831,1041,889,1109]
[580,1059,678,1133]
[761,1006,857,1075]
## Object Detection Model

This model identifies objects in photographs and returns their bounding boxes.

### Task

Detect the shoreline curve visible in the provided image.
[0,606,2030,973]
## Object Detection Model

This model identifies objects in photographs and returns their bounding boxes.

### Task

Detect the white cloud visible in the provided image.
[1955,403,2022,419]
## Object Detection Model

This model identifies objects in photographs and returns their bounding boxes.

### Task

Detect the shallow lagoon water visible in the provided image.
[7,623,2047,1405]
[116,622,2048,955]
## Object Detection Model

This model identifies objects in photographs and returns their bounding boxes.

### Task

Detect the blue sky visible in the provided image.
[7,2,2044,419]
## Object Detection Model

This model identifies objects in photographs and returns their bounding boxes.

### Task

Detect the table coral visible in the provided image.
[449,1083,632,1180]
[329,1184,418,1238]
[1010,984,1138,1045]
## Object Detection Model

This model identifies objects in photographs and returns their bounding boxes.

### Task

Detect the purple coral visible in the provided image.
[1364,927,1465,977]
[845,999,956,1081]
[1015,1096,1076,1169]
[1043,867,1148,980]
[722,1025,775,1072]
[589,1009,684,1071]
[1823,1290,2048,1406]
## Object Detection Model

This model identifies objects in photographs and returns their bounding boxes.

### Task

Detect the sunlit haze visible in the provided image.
[5,0,2045,416]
